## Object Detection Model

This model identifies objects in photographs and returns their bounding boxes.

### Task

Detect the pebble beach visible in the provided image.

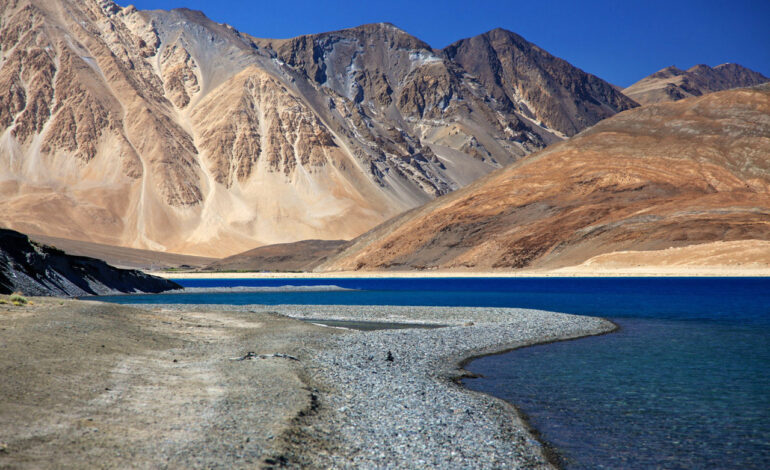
[156,304,616,468]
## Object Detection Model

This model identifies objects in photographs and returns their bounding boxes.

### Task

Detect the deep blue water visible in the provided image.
[96,277,770,468]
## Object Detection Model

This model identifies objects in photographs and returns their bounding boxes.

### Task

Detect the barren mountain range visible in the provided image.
[318,85,770,272]
[624,63,769,105]
[0,0,636,257]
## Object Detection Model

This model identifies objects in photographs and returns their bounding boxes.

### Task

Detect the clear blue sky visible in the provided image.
[121,0,769,87]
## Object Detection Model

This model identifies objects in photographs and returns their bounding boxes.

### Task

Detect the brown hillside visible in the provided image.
[205,239,348,272]
[318,85,770,272]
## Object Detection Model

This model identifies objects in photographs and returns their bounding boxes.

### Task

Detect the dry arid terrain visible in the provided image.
[0,0,766,277]
[0,298,328,468]
[27,234,216,270]
[0,0,635,257]
[204,239,349,272]
[318,85,770,272]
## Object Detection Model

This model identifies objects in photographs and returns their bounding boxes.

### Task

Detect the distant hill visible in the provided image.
[0,229,180,296]
[318,85,770,272]
[623,63,769,105]
[204,239,348,272]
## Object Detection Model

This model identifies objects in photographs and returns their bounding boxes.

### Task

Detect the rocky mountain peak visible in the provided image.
[461,27,531,48]
[442,28,638,136]
[715,63,768,85]
[686,63,711,72]
[650,66,685,79]
[95,0,121,15]
[344,22,431,47]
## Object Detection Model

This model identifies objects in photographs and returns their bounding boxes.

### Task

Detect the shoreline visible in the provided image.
[186,304,615,467]
[1,299,613,468]
[147,267,770,279]
[454,320,621,468]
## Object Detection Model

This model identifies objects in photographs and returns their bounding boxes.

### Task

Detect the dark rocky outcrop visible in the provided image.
[0,228,181,296]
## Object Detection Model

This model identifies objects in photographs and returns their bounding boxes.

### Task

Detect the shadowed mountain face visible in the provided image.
[318,85,770,272]
[0,229,180,296]
[0,0,635,257]
[624,63,769,105]
[443,28,639,137]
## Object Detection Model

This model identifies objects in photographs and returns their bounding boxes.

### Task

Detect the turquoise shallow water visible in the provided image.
[463,318,770,469]
[96,277,770,468]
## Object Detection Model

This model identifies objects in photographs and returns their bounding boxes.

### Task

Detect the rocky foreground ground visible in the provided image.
[0,299,613,468]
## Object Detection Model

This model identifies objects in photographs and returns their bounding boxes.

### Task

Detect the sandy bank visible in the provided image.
[1,299,613,468]
[148,266,770,279]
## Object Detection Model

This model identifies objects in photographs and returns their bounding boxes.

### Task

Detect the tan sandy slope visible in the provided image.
[318,85,770,272]
[203,239,348,272]
[576,240,770,269]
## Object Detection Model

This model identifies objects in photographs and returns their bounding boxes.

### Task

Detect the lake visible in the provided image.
[96,277,770,469]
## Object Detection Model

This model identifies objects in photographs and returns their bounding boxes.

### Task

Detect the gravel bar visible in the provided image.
[132,304,615,468]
